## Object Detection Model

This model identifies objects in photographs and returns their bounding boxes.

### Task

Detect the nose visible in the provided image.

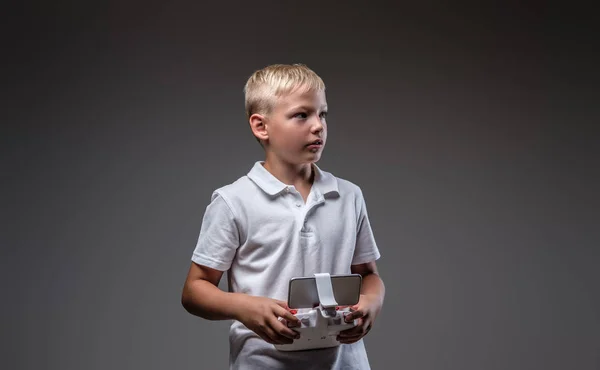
[311,116,325,134]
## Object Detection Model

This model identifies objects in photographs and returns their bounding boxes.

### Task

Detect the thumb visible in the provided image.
[345,305,363,321]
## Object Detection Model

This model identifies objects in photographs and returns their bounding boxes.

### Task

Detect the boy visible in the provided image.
[181,64,385,369]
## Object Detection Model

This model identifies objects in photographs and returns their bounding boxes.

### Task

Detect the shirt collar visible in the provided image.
[247,161,339,197]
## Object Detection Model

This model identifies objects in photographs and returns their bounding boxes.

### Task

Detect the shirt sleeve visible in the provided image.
[351,187,381,265]
[191,192,240,271]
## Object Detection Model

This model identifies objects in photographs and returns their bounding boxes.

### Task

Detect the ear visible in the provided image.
[249,113,269,143]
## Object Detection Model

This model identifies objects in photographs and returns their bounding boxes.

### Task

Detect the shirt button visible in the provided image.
[296,203,301,207]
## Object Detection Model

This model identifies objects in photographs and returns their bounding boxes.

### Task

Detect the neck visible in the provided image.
[262,156,315,187]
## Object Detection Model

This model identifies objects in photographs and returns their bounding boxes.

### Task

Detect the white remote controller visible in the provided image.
[275,305,358,351]
[274,272,361,351]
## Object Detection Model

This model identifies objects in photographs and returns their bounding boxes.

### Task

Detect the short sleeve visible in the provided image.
[191,192,240,271]
[351,188,381,265]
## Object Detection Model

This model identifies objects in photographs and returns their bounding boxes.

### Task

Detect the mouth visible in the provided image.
[306,139,324,147]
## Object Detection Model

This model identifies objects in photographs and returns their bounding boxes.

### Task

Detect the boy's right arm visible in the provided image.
[181,262,300,344]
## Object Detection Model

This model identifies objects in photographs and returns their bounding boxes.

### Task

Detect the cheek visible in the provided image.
[271,129,298,151]
[284,129,305,147]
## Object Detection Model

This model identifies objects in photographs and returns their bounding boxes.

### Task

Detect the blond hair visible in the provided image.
[243,63,325,119]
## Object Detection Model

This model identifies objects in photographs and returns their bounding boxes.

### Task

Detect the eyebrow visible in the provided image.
[289,105,328,111]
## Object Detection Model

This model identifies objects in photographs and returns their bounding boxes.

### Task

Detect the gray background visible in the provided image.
[3,2,599,369]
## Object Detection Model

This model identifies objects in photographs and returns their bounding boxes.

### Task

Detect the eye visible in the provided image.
[320,111,328,119]
[293,112,308,119]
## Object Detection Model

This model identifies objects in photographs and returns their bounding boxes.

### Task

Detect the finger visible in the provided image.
[339,318,366,337]
[338,335,363,344]
[338,332,362,340]
[338,325,371,343]
[338,329,365,342]
[264,324,295,345]
[272,317,301,340]
[344,308,364,322]
[277,316,289,326]
[277,316,299,329]
[256,321,291,345]
[339,326,362,338]
[275,305,301,325]
[274,299,290,310]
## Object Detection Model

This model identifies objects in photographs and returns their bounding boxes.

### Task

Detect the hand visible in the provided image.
[337,294,382,344]
[235,295,301,345]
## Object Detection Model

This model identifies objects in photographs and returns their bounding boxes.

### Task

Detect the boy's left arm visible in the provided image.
[337,261,385,344]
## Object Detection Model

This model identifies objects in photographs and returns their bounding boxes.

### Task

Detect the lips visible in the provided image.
[307,139,323,146]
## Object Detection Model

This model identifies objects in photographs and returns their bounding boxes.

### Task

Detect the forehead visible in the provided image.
[274,88,327,111]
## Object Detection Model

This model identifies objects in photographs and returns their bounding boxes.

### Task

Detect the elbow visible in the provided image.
[181,284,194,314]
[181,284,212,319]
[181,295,189,313]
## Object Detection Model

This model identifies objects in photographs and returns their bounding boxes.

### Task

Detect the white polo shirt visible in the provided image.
[191,161,381,370]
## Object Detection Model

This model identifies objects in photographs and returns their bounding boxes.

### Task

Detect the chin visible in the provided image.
[291,157,320,166]
[308,154,322,163]
[286,150,323,165]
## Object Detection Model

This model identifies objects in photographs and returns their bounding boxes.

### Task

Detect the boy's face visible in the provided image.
[259,88,328,165]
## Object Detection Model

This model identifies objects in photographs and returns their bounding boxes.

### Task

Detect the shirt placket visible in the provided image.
[302,192,324,234]
[284,186,324,233]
